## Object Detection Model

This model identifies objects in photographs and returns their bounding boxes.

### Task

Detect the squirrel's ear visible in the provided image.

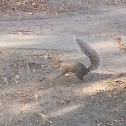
[52,57,61,69]
[56,57,60,61]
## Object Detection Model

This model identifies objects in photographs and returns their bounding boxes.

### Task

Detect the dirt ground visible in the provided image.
[0,47,126,126]
[0,0,126,126]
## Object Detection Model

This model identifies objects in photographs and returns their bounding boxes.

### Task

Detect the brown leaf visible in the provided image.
[3,76,9,85]
[35,112,52,123]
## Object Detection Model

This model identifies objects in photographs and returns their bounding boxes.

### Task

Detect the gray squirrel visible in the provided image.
[52,37,101,81]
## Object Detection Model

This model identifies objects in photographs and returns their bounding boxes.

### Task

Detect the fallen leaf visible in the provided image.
[15,75,20,80]
[4,122,7,126]
[35,112,50,123]
[14,74,20,83]
[3,76,9,85]
[34,94,39,99]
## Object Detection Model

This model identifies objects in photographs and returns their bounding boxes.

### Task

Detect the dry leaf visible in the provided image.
[14,74,20,83]
[117,37,126,51]
[15,75,20,80]
[35,112,50,123]
[3,76,9,85]
[4,122,7,126]
[34,94,39,99]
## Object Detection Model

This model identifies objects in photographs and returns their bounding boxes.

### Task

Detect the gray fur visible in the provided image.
[75,37,101,71]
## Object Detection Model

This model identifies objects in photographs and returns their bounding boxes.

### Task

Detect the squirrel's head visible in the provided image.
[52,57,61,69]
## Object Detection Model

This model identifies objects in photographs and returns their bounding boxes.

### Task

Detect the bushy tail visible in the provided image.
[75,37,101,71]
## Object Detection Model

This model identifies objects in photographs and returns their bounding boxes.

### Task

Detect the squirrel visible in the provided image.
[52,37,101,81]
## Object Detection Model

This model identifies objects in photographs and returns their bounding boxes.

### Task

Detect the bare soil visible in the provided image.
[0,48,126,126]
[0,0,126,126]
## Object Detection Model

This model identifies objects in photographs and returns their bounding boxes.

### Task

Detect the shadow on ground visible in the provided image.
[0,73,126,126]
